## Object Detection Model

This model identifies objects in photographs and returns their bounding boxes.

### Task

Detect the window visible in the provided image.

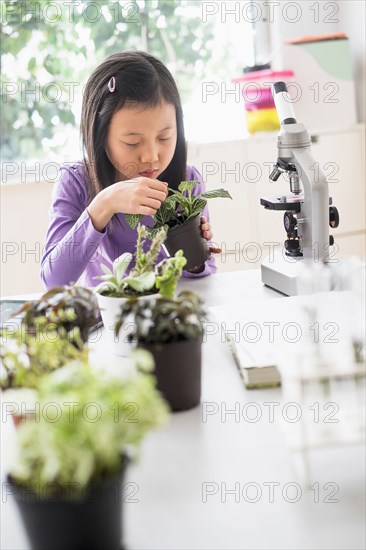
[1,0,258,182]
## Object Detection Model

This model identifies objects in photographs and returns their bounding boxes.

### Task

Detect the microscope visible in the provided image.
[260,82,340,296]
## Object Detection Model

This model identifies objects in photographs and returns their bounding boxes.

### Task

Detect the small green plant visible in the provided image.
[9,356,169,497]
[0,320,87,390]
[18,285,100,346]
[126,180,232,238]
[116,290,206,345]
[94,224,186,298]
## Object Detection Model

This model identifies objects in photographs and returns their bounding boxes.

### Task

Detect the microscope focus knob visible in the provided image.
[283,211,297,233]
[284,239,302,257]
[329,206,340,228]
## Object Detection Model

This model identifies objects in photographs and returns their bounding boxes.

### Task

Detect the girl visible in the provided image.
[40,51,220,289]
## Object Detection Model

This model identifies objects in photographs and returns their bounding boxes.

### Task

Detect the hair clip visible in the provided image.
[108,76,116,92]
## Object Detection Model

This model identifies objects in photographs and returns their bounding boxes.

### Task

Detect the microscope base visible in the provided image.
[261,251,305,296]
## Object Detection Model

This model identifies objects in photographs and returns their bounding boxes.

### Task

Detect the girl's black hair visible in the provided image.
[80,51,187,201]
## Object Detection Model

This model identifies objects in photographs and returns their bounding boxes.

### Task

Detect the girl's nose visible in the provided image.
[140,143,159,164]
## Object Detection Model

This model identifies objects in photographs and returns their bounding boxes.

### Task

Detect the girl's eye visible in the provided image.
[159,137,171,142]
[124,143,140,147]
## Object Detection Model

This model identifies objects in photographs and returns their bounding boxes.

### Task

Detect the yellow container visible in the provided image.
[246,107,280,134]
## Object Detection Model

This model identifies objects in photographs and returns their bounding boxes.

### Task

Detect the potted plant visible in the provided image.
[115,291,206,411]
[18,285,100,347]
[94,224,187,355]
[0,321,87,392]
[0,319,87,425]
[126,180,232,270]
[6,354,169,550]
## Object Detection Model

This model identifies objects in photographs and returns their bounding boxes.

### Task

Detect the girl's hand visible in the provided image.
[110,177,168,216]
[200,216,222,255]
[183,215,222,273]
[88,177,168,232]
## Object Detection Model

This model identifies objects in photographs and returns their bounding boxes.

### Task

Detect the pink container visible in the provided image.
[232,69,294,83]
[242,86,274,111]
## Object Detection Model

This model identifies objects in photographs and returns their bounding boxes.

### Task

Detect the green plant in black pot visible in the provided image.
[126,180,232,270]
[19,285,100,346]
[7,356,169,550]
[116,291,206,411]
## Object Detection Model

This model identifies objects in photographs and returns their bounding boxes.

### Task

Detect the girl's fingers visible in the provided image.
[209,246,222,254]
[140,197,162,211]
[201,219,212,240]
[139,205,159,216]
[145,188,168,203]
[145,179,169,194]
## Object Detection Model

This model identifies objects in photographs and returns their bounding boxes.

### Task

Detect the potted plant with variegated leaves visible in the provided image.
[126,180,232,270]
[116,291,206,411]
[94,224,186,355]
[0,318,88,425]
[0,315,89,393]
[18,285,100,347]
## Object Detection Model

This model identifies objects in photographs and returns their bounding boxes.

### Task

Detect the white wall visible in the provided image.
[1,182,53,295]
[338,0,366,122]
[270,0,365,123]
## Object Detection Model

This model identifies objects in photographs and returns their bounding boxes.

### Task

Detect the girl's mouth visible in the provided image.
[138,170,158,178]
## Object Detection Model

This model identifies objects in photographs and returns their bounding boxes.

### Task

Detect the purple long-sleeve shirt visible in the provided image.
[40,163,217,289]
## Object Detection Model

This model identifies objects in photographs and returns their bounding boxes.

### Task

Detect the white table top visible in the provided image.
[1,270,365,550]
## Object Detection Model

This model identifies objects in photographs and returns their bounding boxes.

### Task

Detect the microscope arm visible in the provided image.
[292,148,330,262]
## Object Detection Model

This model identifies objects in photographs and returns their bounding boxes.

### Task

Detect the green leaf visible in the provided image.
[28,57,36,71]
[168,189,191,216]
[201,189,232,199]
[188,198,207,220]
[146,224,169,240]
[126,214,143,230]
[44,54,61,76]
[178,180,199,194]
[93,273,115,282]
[113,253,132,285]
[100,263,112,276]
[94,281,118,294]
[131,349,155,373]
[123,271,156,293]
[155,250,187,299]
[154,196,177,226]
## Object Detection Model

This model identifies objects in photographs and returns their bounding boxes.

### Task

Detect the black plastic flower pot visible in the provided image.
[139,339,202,411]
[7,462,128,550]
[165,215,209,271]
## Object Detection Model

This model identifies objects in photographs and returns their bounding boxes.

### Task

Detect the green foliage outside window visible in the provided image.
[0,0,215,161]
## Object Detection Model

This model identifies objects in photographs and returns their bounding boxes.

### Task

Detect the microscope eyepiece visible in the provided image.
[272,81,297,125]
[273,82,288,94]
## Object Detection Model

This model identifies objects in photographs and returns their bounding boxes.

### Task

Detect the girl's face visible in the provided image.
[106,101,177,181]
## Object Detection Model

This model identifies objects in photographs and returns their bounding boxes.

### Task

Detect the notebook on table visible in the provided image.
[225,333,281,389]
